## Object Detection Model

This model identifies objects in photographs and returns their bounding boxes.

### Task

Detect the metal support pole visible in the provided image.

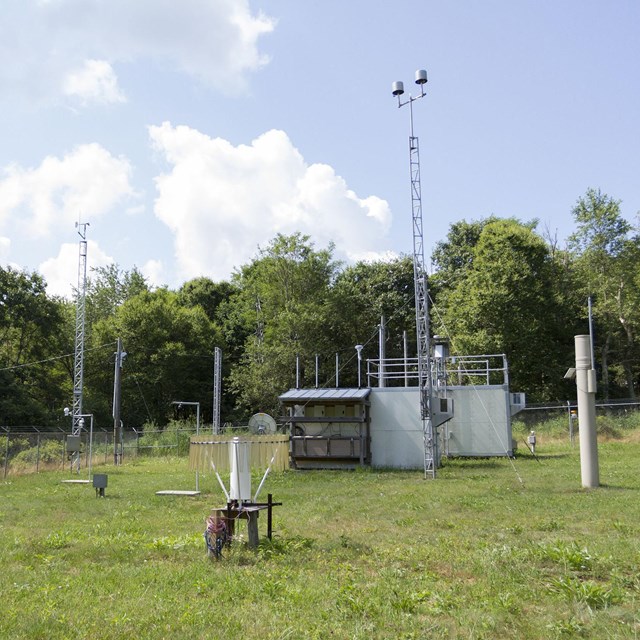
[113,337,123,465]
[195,404,200,492]
[403,330,409,387]
[379,316,386,388]
[315,354,319,389]
[267,493,273,539]
[588,296,596,370]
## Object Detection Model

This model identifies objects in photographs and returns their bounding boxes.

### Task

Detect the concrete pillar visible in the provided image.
[575,335,599,488]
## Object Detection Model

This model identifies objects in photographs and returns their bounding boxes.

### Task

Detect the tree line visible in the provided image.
[1,188,638,430]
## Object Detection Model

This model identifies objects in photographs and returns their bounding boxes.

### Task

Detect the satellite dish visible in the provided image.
[248,412,277,435]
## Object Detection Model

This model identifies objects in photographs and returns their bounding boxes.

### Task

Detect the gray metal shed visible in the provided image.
[279,388,371,469]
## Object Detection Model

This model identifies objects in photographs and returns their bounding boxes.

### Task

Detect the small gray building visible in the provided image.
[279,353,525,470]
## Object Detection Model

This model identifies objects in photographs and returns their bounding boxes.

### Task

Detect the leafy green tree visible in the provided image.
[329,256,416,385]
[568,188,639,399]
[85,264,148,326]
[0,267,66,425]
[178,277,238,324]
[177,277,240,420]
[90,288,220,429]
[227,233,340,415]
[434,219,575,401]
[431,217,501,290]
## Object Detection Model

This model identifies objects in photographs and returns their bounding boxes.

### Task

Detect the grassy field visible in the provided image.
[1,429,639,639]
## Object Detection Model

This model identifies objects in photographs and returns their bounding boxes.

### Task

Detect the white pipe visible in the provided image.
[575,335,599,488]
[253,453,276,502]
[210,459,230,501]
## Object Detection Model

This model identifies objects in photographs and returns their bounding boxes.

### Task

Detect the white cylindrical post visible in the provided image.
[229,437,252,502]
[575,335,599,488]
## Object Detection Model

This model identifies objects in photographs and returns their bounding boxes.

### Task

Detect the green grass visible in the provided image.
[1,436,639,639]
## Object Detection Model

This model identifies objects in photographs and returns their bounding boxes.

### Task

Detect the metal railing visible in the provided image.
[366,354,510,387]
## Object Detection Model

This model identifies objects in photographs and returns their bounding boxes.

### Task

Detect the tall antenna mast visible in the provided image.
[392,69,437,479]
[72,222,89,432]
[212,347,222,435]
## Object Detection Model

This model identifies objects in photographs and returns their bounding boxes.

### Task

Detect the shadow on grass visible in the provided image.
[598,483,639,491]
[527,453,571,460]
[441,458,527,470]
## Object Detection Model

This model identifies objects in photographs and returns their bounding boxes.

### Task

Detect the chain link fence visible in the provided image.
[4,403,637,478]
[1,428,116,478]
[1,420,258,478]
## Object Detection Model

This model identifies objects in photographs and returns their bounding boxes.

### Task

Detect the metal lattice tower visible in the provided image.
[72,223,89,433]
[212,347,222,434]
[255,295,265,363]
[393,69,437,478]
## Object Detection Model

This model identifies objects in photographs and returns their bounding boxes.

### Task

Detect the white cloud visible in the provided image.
[348,249,399,264]
[39,240,114,298]
[63,59,126,105]
[149,122,393,282]
[0,0,275,104]
[141,259,164,289]
[0,144,135,236]
[0,237,9,261]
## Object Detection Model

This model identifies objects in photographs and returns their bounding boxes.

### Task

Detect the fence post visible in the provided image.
[3,431,9,479]
[60,431,65,470]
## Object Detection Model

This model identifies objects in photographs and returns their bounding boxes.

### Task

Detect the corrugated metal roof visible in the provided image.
[279,388,371,403]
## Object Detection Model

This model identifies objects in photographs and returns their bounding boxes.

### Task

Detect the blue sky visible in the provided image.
[1,0,638,297]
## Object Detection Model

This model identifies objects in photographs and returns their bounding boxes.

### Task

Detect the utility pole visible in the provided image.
[113,337,125,464]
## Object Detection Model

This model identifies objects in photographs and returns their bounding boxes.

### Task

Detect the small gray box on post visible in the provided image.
[66,435,81,453]
[93,473,108,497]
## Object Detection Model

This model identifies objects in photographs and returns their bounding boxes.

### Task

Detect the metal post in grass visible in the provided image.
[59,430,65,470]
[172,401,200,492]
[3,429,9,479]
